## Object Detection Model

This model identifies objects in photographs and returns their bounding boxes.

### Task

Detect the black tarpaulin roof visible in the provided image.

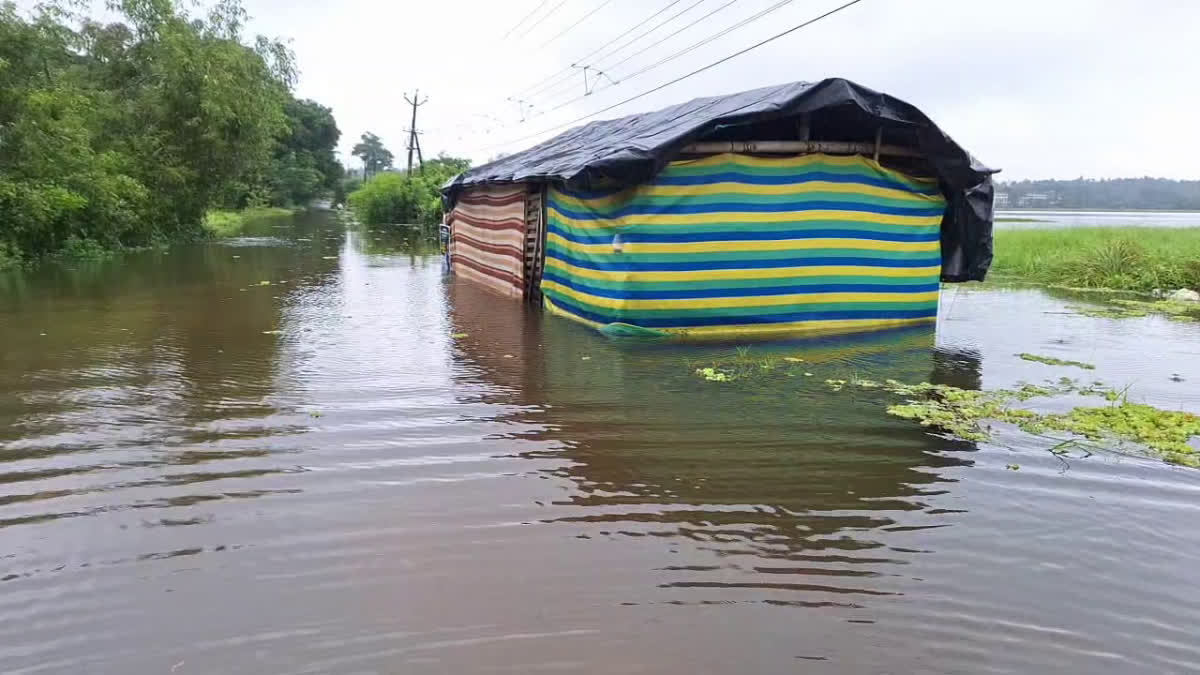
[443,78,997,282]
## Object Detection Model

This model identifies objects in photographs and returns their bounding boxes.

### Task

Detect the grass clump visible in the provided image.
[991,227,1200,292]
[829,378,1200,467]
[1017,353,1095,369]
[689,346,810,382]
[203,207,294,238]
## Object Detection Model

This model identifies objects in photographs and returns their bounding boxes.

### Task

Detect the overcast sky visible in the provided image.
[33,0,1200,180]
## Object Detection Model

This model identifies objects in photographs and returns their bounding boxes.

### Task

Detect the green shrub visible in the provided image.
[346,156,470,226]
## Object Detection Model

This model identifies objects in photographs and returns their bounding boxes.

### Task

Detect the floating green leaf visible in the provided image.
[1017,353,1096,370]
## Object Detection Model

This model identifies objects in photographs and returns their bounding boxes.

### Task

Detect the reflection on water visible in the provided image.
[2,210,1200,674]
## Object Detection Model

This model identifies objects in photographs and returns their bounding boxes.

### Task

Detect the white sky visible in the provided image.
[24,0,1200,180]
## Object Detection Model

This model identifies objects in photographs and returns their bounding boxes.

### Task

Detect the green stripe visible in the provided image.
[542,273,932,292]
[546,243,939,263]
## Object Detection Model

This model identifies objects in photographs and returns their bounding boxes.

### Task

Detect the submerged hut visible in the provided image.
[441,78,995,339]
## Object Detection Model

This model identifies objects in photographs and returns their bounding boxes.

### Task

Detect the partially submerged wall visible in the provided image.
[447,184,529,298]
[540,153,947,338]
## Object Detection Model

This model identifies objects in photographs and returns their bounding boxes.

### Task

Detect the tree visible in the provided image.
[0,0,340,263]
[262,98,342,206]
[352,132,393,180]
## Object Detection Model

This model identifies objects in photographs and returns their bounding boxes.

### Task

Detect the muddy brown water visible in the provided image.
[2,210,1200,674]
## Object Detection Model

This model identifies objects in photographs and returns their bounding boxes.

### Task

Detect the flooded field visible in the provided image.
[2,210,1199,674]
[997,209,1200,228]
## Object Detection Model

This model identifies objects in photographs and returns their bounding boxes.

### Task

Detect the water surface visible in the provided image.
[2,211,1199,674]
[996,209,1200,228]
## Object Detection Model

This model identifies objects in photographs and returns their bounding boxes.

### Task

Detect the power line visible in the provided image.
[520,0,706,101]
[532,0,716,101]
[481,0,868,151]
[511,0,687,99]
[617,0,800,82]
[598,0,742,75]
[538,0,614,49]
[501,0,550,40]
[513,0,570,40]
[526,0,798,120]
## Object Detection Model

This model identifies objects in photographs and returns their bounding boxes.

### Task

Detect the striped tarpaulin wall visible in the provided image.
[449,184,528,298]
[541,153,947,338]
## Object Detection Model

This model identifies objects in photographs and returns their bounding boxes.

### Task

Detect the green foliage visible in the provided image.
[259,98,342,207]
[991,227,1200,292]
[1040,403,1200,466]
[0,242,20,270]
[347,155,471,226]
[0,0,337,260]
[1017,353,1096,369]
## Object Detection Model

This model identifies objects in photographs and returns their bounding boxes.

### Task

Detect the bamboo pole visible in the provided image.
[680,140,919,157]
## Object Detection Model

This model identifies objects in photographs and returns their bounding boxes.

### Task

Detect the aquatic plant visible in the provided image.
[695,367,731,382]
[1017,353,1096,369]
[827,378,1199,468]
[1067,298,1200,322]
[690,346,796,382]
[1034,403,1200,467]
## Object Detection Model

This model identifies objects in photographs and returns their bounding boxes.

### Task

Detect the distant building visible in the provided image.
[1018,192,1053,208]
[995,192,1011,207]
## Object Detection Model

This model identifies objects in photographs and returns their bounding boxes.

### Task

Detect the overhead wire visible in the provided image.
[596,0,742,75]
[529,0,716,102]
[538,0,615,49]
[616,0,799,81]
[512,0,570,40]
[481,0,868,151]
[517,0,704,101]
[501,0,550,40]
[525,0,799,120]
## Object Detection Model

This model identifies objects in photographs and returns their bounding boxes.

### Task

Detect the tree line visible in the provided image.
[0,0,342,266]
[998,178,1200,211]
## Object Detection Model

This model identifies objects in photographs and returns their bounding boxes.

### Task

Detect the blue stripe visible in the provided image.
[547,225,941,245]
[549,200,944,220]
[542,273,939,300]
[548,252,942,272]
[546,295,937,328]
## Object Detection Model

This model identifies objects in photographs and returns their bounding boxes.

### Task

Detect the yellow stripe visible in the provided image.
[546,232,938,255]
[544,296,934,339]
[544,257,941,282]
[551,180,944,210]
[542,280,938,310]
[548,206,942,229]
[668,317,936,339]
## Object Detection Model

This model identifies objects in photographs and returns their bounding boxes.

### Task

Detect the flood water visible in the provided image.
[3,210,1200,674]
[996,209,1200,228]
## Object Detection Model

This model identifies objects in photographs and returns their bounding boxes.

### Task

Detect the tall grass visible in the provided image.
[991,227,1200,292]
[203,207,294,238]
